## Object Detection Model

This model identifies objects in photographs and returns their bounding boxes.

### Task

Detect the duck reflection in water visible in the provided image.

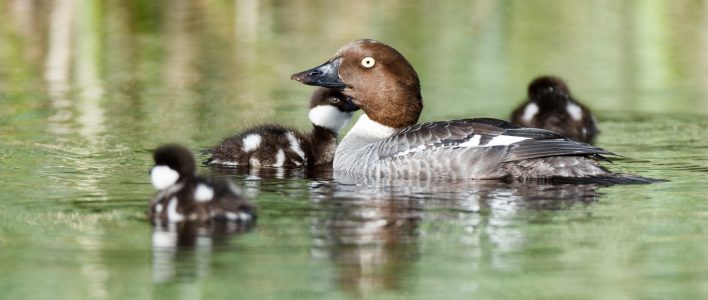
[148,145,255,283]
[307,177,603,295]
[309,182,422,295]
[151,221,251,283]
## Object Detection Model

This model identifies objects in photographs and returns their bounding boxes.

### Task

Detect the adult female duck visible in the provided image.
[291,39,654,183]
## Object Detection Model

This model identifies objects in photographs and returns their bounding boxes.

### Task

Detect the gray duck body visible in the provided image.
[335,116,612,181]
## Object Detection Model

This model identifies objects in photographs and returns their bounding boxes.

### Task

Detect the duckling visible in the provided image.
[205,87,358,168]
[149,144,255,224]
[511,76,599,144]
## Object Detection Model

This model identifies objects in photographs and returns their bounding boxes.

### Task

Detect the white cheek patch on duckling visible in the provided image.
[286,132,306,160]
[194,184,214,202]
[566,102,583,121]
[522,103,539,121]
[151,166,179,190]
[309,105,353,133]
[166,197,184,222]
[242,134,262,152]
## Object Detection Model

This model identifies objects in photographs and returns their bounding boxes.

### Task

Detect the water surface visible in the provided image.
[1,1,708,299]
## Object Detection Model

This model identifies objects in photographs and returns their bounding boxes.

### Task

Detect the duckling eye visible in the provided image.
[330,98,341,104]
[361,57,376,68]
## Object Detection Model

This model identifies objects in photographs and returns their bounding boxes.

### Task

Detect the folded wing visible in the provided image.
[375,118,613,162]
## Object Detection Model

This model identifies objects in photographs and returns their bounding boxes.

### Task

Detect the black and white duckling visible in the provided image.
[511,76,599,144]
[205,87,358,168]
[149,144,256,223]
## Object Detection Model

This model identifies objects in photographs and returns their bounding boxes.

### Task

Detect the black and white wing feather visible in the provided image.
[375,118,613,162]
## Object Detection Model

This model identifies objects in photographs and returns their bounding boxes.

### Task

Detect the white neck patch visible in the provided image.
[151,165,180,190]
[308,105,353,133]
[566,102,583,120]
[345,114,397,139]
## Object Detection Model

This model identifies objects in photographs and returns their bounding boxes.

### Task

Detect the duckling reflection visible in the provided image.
[207,164,309,180]
[206,160,335,181]
[151,221,249,283]
[206,165,320,200]
[309,182,422,296]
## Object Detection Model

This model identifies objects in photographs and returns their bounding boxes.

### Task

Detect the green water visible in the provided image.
[1,1,708,299]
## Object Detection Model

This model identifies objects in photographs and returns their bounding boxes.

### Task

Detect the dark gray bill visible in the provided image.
[291,57,346,89]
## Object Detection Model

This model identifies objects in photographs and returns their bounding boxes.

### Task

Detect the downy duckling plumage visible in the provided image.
[511,76,599,144]
[149,144,256,223]
[205,88,358,168]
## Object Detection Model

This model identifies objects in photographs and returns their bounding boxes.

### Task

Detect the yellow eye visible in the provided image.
[361,57,376,68]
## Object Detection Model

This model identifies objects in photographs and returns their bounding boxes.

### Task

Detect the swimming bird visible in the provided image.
[511,76,599,144]
[149,144,256,223]
[205,88,358,168]
[291,39,654,183]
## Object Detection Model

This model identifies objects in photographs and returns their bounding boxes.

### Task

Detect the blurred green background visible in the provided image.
[1,1,708,300]
[2,0,708,148]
